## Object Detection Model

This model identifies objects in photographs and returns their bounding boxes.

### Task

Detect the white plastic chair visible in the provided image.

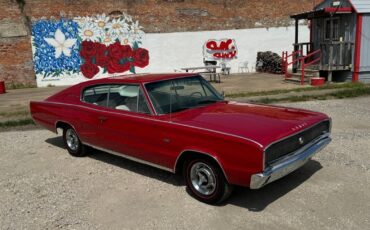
[238,61,249,73]
[250,62,256,72]
[220,62,231,75]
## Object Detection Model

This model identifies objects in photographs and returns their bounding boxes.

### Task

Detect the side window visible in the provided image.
[83,84,151,114]
[325,18,339,41]
[145,80,173,114]
[137,89,151,114]
[82,85,110,106]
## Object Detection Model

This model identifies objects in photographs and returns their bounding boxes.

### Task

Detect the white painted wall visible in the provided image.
[138,25,309,74]
[35,25,309,86]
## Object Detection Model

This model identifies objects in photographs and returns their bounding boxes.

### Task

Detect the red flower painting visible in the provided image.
[80,62,99,79]
[133,48,149,68]
[80,41,97,61]
[79,40,149,79]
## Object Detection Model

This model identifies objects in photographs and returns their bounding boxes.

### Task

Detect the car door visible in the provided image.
[96,84,173,169]
[78,84,111,146]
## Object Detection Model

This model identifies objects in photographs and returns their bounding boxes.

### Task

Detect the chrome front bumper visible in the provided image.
[250,133,331,189]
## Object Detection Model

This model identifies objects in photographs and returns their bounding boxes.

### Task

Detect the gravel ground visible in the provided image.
[0,96,370,229]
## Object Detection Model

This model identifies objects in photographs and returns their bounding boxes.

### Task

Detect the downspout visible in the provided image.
[353,14,363,82]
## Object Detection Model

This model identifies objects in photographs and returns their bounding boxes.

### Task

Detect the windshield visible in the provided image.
[145,76,223,114]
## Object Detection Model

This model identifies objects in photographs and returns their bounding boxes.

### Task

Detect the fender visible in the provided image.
[174,149,229,182]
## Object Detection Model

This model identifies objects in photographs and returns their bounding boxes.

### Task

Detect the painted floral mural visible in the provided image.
[31,13,149,87]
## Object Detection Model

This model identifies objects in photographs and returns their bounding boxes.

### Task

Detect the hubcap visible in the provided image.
[190,162,216,196]
[66,129,79,151]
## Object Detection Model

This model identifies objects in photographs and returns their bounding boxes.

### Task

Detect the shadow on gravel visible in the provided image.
[45,136,184,187]
[46,136,65,148]
[46,136,322,210]
[227,160,322,212]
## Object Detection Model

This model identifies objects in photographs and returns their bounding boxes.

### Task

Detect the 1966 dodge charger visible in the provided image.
[30,73,331,204]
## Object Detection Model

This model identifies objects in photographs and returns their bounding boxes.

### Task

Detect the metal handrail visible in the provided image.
[283,49,321,85]
[282,50,302,79]
[300,49,321,85]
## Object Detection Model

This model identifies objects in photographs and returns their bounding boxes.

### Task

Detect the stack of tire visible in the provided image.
[256,51,282,74]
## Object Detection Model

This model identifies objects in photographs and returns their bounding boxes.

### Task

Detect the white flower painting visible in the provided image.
[78,21,100,42]
[94,14,111,29]
[76,13,143,46]
[44,29,77,58]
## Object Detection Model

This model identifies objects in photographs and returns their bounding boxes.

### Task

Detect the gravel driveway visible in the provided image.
[1,97,369,229]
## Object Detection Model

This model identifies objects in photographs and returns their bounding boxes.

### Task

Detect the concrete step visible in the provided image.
[290,72,316,78]
[285,77,309,84]
[297,68,320,73]
[294,68,320,77]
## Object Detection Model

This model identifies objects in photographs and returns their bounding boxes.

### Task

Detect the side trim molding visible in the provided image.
[83,142,174,173]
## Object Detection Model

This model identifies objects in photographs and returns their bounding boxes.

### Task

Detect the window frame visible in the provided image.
[81,83,153,115]
[324,17,340,41]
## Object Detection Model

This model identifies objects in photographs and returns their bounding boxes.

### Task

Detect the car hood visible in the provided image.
[171,101,329,148]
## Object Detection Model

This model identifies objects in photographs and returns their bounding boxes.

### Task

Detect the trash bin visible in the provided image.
[0,81,5,94]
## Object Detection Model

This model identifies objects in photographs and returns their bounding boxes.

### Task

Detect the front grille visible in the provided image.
[265,120,330,166]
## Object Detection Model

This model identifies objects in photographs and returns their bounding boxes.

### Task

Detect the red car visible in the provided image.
[30,73,331,204]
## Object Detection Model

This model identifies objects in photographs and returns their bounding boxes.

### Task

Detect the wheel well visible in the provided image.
[55,121,71,133]
[175,151,225,177]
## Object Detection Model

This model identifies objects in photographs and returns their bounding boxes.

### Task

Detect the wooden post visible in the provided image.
[319,43,323,69]
[339,42,343,68]
[328,44,334,82]
[293,19,299,73]
[282,51,285,74]
[328,16,334,82]
[301,58,305,85]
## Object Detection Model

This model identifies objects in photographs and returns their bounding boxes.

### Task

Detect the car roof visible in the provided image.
[78,73,199,86]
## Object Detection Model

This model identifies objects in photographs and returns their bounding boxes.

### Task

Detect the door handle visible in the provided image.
[98,116,108,123]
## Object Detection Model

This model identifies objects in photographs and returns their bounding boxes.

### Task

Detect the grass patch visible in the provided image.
[252,85,370,104]
[5,82,37,90]
[0,110,30,118]
[0,118,35,128]
[226,82,366,98]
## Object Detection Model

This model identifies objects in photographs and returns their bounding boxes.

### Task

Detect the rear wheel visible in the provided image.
[62,127,87,157]
[183,158,233,204]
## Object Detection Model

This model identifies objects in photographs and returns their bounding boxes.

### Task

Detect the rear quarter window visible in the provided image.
[82,85,110,106]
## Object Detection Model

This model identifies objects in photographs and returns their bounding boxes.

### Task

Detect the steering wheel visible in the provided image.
[190,92,203,98]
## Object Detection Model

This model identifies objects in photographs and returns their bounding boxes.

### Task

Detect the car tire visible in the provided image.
[183,157,233,204]
[62,126,88,157]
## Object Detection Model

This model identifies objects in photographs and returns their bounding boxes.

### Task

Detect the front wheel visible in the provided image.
[62,127,87,157]
[183,158,233,204]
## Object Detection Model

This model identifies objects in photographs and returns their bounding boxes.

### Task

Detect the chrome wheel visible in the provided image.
[190,162,217,196]
[66,129,79,151]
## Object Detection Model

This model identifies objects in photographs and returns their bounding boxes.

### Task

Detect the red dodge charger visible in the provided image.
[30,73,331,204]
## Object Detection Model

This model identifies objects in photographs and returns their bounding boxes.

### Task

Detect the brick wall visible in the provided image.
[0,0,33,86]
[0,0,314,86]
[23,0,314,32]
[0,37,34,85]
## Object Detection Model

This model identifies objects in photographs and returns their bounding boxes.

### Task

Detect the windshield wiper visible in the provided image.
[171,106,191,113]
[197,99,221,105]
